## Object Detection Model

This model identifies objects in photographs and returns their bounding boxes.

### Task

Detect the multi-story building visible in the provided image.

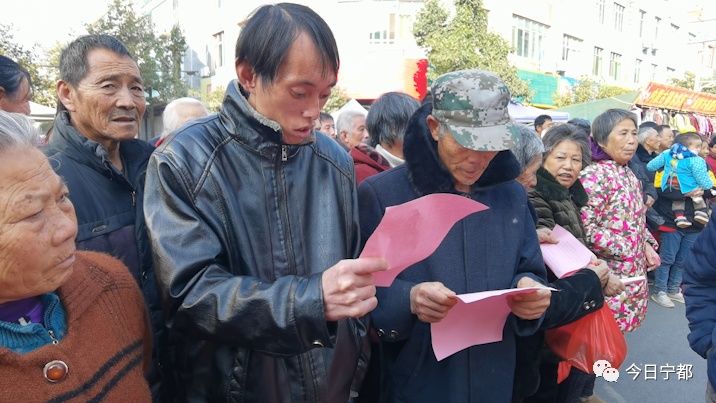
[141,0,715,107]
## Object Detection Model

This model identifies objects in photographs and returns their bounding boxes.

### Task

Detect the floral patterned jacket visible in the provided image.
[580,160,658,332]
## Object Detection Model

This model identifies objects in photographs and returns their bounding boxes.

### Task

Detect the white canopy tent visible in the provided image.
[30,101,56,122]
[508,102,569,125]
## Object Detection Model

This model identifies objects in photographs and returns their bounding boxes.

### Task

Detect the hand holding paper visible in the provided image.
[410,282,458,323]
[322,257,388,321]
[539,225,595,278]
[431,286,556,361]
[507,277,552,320]
[360,194,488,286]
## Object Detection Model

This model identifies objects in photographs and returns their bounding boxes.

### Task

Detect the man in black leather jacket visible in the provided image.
[143,4,387,402]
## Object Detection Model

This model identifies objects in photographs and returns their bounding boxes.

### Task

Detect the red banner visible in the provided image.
[638,82,716,115]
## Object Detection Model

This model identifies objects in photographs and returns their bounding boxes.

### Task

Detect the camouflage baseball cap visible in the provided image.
[431,69,519,151]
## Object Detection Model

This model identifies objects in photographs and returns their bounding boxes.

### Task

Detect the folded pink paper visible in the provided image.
[539,225,594,279]
[431,286,555,361]
[360,193,488,287]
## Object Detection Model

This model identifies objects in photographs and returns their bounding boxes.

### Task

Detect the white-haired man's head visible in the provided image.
[161,97,209,140]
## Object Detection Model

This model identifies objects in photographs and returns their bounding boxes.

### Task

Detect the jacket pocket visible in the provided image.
[227,348,251,403]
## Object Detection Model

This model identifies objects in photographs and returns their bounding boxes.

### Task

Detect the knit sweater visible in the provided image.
[0,251,152,402]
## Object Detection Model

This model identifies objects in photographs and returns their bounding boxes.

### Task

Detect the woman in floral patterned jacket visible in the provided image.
[580,109,660,333]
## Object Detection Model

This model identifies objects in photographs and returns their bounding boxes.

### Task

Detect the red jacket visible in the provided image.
[350,144,390,184]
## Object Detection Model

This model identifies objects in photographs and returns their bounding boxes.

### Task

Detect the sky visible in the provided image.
[3,0,716,51]
[3,0,113,51]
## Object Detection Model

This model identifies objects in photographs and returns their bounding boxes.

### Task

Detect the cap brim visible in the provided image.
[444,121,518,151]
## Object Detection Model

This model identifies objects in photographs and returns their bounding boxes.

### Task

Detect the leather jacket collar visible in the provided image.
[219,80,310,160]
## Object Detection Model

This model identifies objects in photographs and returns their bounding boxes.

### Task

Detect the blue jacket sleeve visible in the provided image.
[684,219,716,358]
[646,151,667,172]
[691,158,715,190]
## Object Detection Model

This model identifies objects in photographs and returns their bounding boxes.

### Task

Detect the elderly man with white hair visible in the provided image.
[336,109,368,150]
[630,124,662,227]
[155,97,209,146]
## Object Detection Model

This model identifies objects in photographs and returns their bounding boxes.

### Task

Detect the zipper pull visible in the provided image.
[281,145,288,162]
[131,191,136,207]
[48,330,59,345]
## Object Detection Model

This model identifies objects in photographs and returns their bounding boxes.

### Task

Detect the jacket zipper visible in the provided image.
[276,145,311,398]
[48,330,59,345]
[131,190,136,207]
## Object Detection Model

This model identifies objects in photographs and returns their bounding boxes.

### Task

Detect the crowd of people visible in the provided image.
[1,2,716,403]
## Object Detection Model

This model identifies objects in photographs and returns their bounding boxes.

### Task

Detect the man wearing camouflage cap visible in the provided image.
[357,70,550,402]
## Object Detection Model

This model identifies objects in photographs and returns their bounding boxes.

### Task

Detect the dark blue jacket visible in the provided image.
[44,112,165,395]
[358,103,547,403]
[684,217,716,391]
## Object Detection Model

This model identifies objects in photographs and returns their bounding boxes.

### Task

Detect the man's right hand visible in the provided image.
[409,282,457,323]
[322,258,388,321]
[536,227,559,244]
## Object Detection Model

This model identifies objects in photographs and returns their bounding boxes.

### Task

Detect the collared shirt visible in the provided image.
[375,144,404,167]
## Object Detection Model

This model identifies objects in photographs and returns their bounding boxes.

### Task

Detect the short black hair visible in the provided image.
[319,112,333,122]
[59,34,133,87]
[534,114,552,130]
[709,135,716,148]
[567,118,591,135]
[542,123,591,167]
[0,55,31,98]
[639,121,658,130]
[656,124,672,135]
[236,3,339,85]
[366,92,419,148]
[676,132,702,148]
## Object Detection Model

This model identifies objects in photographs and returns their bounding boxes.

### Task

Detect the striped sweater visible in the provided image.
[0,251,151,402]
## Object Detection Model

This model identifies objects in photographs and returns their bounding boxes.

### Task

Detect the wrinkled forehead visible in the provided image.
[0,148,60,203]
[82,49,142,83]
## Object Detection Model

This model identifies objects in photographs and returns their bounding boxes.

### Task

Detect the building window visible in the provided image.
[511,15,548,61]
[562,34,582,62]
[173,0,178,10]
[654,16,661,42]
[369,13,397,44]
[613,3,624,31]
[689,32,696,43]
[667,67,676,76]
[639,10,646,37]
[213,31,224,68]
[651,63,657,80]
[596,0,605,24]
[609,52,621,80]
[593,47,603,76]
[634,59,641,83]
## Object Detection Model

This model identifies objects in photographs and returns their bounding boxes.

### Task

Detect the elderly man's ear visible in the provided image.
[56,81,76,112]
[426,115,440,142]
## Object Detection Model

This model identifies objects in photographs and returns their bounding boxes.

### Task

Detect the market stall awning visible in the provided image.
[553,91,641,122]
[637,82,716,115]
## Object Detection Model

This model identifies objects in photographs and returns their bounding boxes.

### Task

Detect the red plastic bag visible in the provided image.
[545,305,627,380]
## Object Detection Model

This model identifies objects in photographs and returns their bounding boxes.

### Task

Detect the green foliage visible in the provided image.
[597,84,632,99]
[552,76,632,107]
[193,87,225,113]
[669,71,716,95]
[0,24,57,107]
[86,0,188,104]
[323,86,351,113]
[413,0,532,100]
